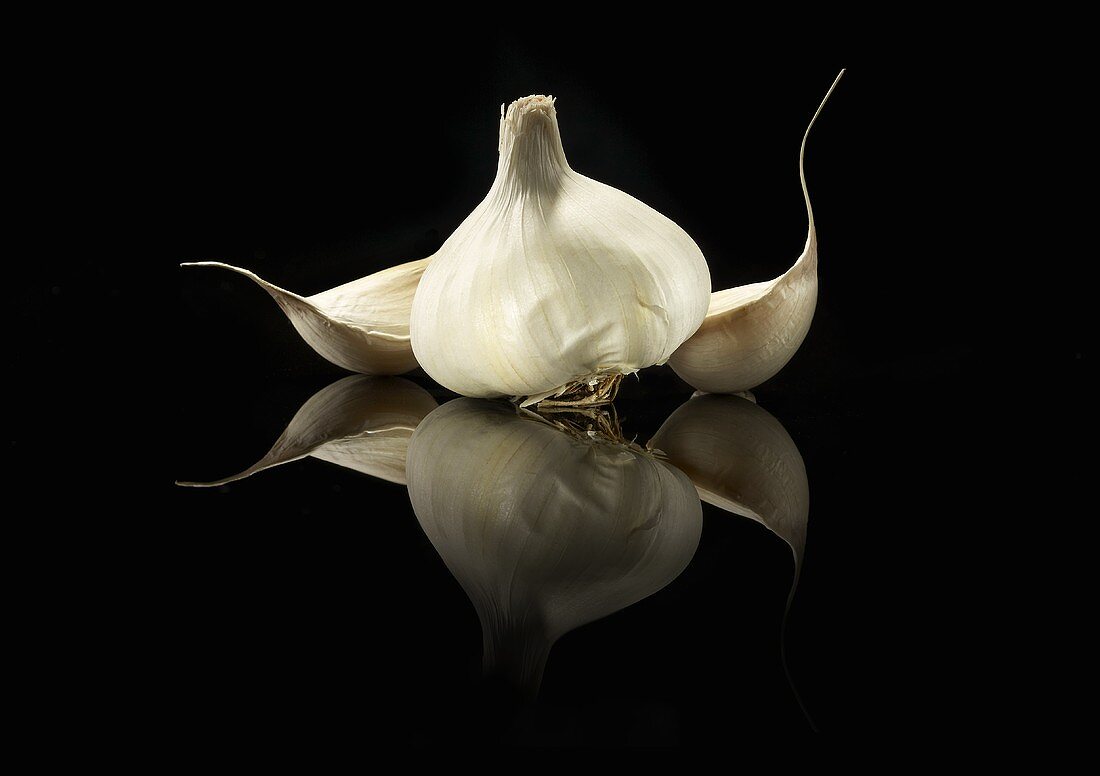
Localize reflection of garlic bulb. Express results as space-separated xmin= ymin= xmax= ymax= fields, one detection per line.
xmin=178 ymin=375 xmax=437 ymax=487
xmin=410 ymin=96 xmax=712 ymax=405
xmin=182 ymin=258 xmax=429 ymax=375
xmin=406 ymin=399 xmax=702 ymax=695
xmin=669 ymin=71 xmax=843 ymax=394
xmin=650 ymin=393 xmax=808 ymax=586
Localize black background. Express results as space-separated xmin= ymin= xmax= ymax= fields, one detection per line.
xmin=16 ymin=21 xmax=1086 ymax=746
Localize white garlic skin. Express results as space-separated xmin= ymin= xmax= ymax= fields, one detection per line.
xmin=183 ymin=258 xmax=429 ymax=375
xmin=668 ymin=70 xmax=843 ymax=394
xmin=410 ymin=96 xmax=711 ymax=400
xmin=667 ymin=241 xmax=818 ymax=394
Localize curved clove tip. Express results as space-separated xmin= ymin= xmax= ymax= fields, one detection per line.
xmin=175 ymin=459 xmax=281 ymax=488
xmin=175 ymin=478 xmax=236 ymax=488
xmin=180 ymin=261 xmax=236 ymax=270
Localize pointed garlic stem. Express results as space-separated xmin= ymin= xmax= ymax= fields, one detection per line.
xmin=494 ymin=94 xmax=570 ymax=197
xmin=800 ymin=69 xmax=845 ymax=235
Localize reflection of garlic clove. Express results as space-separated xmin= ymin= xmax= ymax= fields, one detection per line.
xmin=181 ymin=258 xmax=430 ymax=374
xmin=178 ymin=375 xmax=437 ymax=487
xmin=410 ymin=96 xmax=712 ymax=405
xmin=669 ymin=71 xmax=843 ymax=394
xmin=406 ymin=399 xmax=702 ymax=696
xmin=651 ymin=392 xmax=814 ymax=727
xmin=649 ymin=392 xmax=808 ymax=588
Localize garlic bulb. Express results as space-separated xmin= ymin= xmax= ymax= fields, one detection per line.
xmin=668 ymin=71 xmax=844 ymax=394
xmin=182 ymin=258 xmax=429 ymax=374
xmin=650 ymin=392 xmax=808 ymax=592
xmin=177 ymin=375 xmax=437 ymax=487
xmin=406 ymin=399 xmax=702 ymax=695
xmin=410 ymin=96 xmax=712 ymax=405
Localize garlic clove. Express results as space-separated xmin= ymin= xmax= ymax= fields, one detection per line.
xmin=181 ymin=257 xmax=430 ymax=375
xmin=409 ymin=95 xmax=712 ymax=405
xmin=406 ymin=398 xmax=702 ymax=697
xmin=668 ymin=71 xmax=844 ymax=394
xmin=177 ymin=375 xmax=437 ymax=487
xmin=649 ymin=392 xmax=808 ymax=594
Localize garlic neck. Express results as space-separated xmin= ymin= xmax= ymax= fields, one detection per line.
xmin=493 ymin=94 xmax=569 ymax=200
xmin=480 ymin=607 xmax=553 ymax=699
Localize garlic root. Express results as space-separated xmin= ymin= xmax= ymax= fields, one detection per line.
xmin=668 ymin=70 xmax=844 ymax=394
xmin=181 ymin=257 xmax=430 ymax=375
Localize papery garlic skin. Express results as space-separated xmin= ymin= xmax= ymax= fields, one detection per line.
xmin=410 ymin=96 xmax=711 ymax=403
xmin=177 ymin=375 xmax=437 ymax=487
xmin=406 ymin=398 xmax=702 ymax=695
xmin=668 ymin=71 xmax=843 ymax=394
xmin=668 ymin=247 xmax=818 ymax=394
xmin=182 ymin=258 xmax=429 ymax=375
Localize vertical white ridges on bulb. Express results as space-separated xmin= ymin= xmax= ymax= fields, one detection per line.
xmin=410 ymin=94 xmax=711 ymax=401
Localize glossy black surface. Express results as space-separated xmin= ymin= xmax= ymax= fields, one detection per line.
xmin=161 ymin=57 xmax=990 ymax=742
xmin=167 ymin=349 xmax=980 ymax=745
xmin=25 ymin=32 xmax=1061 ymax=743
